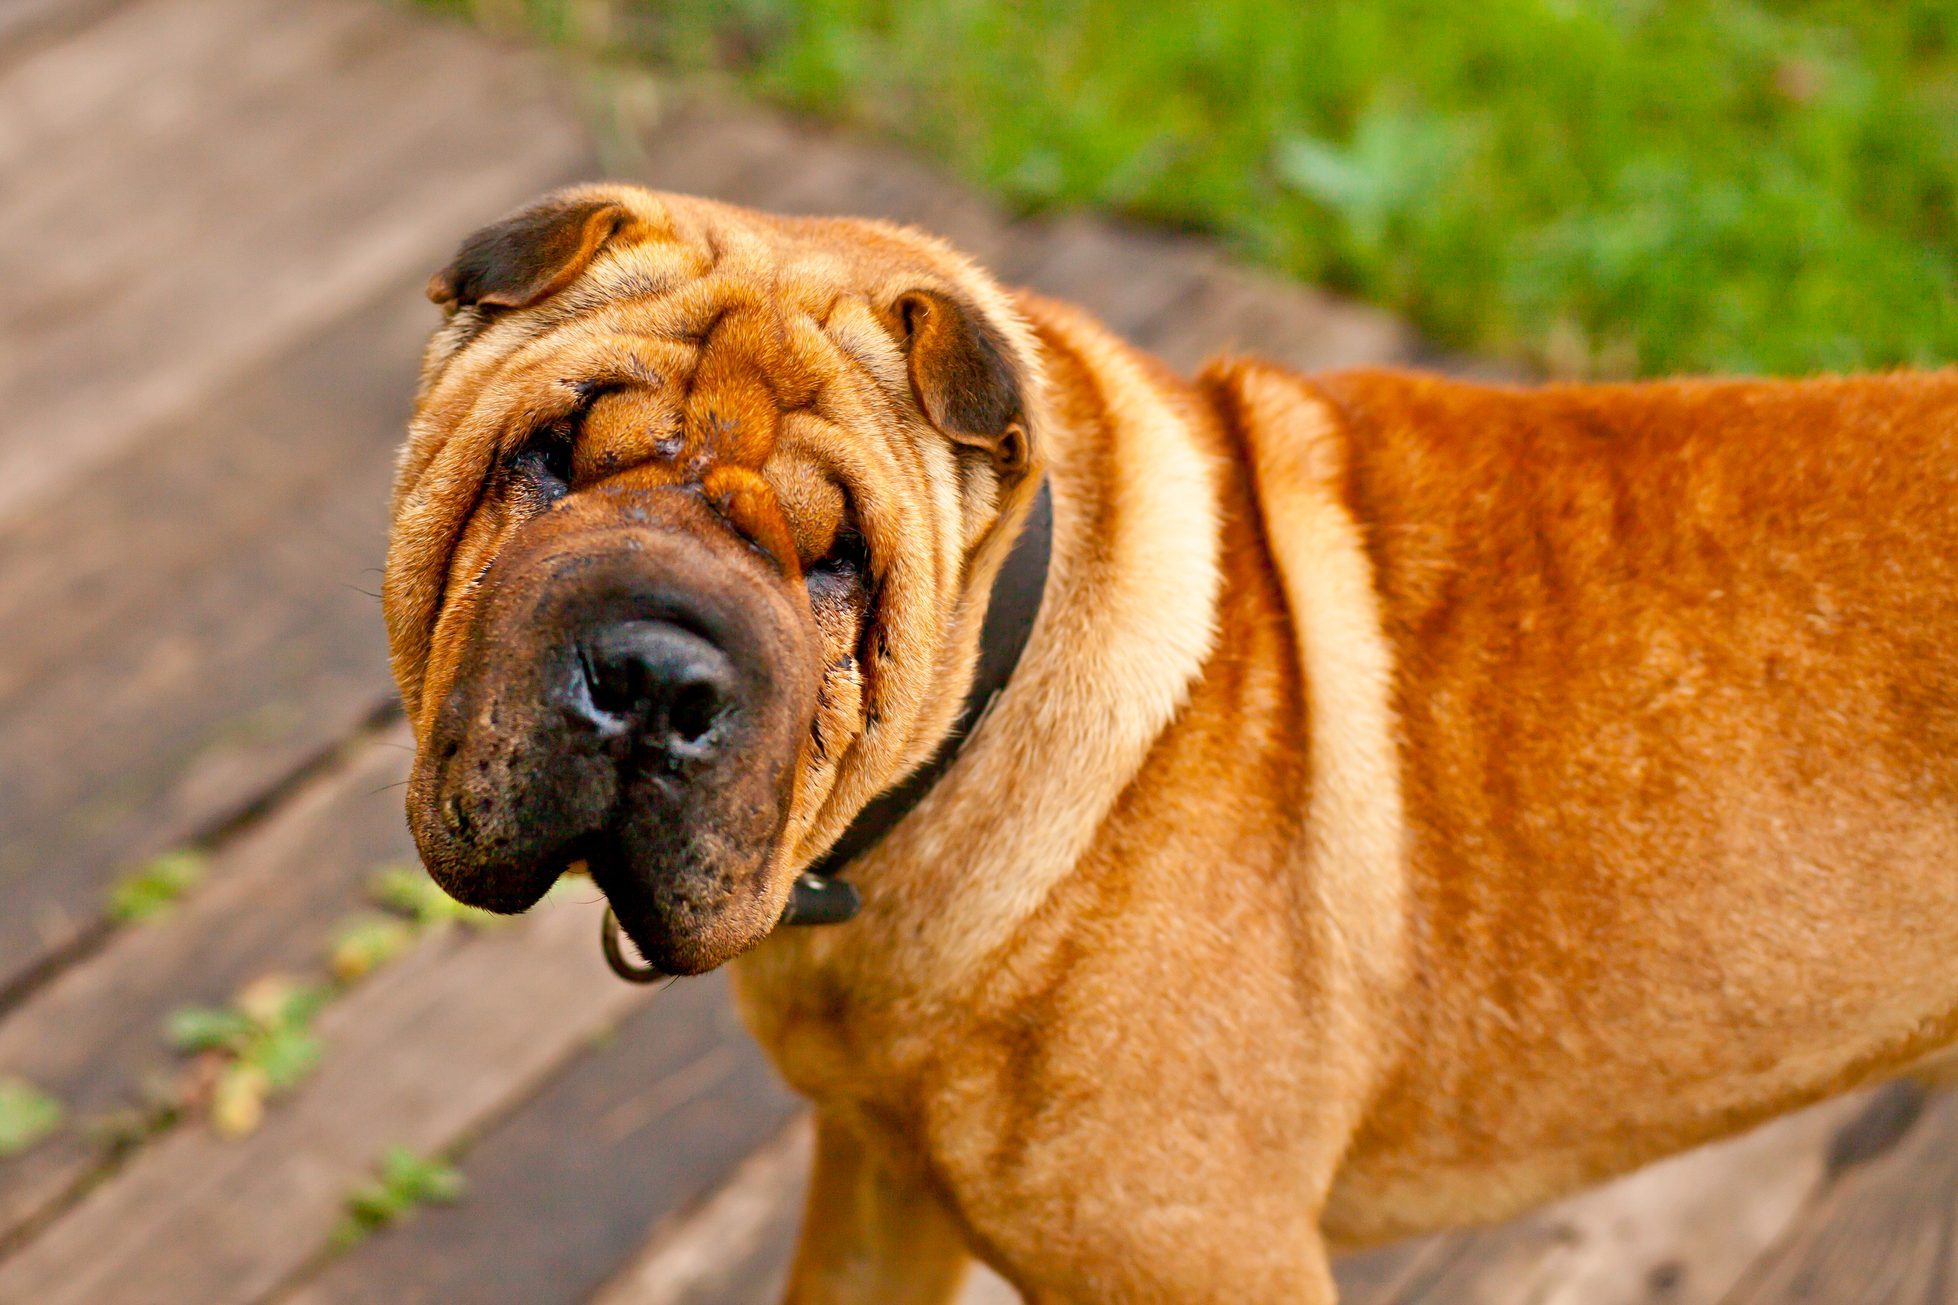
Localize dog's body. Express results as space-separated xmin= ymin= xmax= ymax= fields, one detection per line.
xmin=743 ymin=314 xmax=1958 ymax=1302
xmin=386 ymin=187 xmax=1958 ymax=1303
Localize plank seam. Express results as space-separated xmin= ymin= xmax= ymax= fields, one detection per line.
xmin=256 ymin=986 xmax=663 ymax=1304
xmin=0 ymin=699 xmax=401 ymax=1018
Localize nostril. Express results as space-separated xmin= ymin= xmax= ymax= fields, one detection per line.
xmin=573 ymin=620 xmax=736 ymax=751
xmin=668 ymin=678 xmax=723 ymax=746
xmin=583 ymin=642 xmax=646 ymax=722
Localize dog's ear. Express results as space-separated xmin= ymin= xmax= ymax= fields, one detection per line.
xmin=427 ymin=194 xmax=633 ymax=313
xmin=885 ymin=289 xmax=1031 ymax=475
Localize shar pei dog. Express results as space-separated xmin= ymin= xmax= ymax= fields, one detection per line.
xmin=383 ymin=184 xmax=1958 ymax=1303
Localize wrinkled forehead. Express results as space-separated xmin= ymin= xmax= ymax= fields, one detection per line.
xmin=438 ymin=195 xmax=963 ymax=399
xmin=593 ymin=191 xmax=963 ymax=320
xmin=408 ymin=194 xmax=972 ymax=476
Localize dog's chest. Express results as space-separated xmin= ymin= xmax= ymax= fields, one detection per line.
xmin=730 ymin=936 xmax=952 ymax=1105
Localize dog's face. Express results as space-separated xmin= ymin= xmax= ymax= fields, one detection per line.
xmin=383 ymin=186 xmax=1044 ymax=974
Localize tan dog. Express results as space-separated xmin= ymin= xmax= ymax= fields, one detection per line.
xmin=384 ymin=184 xmax=1958 ymax=1303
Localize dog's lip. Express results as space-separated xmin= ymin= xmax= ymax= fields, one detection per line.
xmin=577 ymin=835 xmax=649 ymax=920
xmin=573 ymin=829 xmax=781 ymax=977
xmin=422 ymin=845 xmax=564 ymax=915
xmin=572 ymin=833 xmax=645 ymax=908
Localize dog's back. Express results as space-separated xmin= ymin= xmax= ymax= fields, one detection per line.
xmin=1294 ymin=369 xmax=1958 ymax=1240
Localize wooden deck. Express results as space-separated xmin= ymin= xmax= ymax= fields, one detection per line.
xmin=1 ymin=1 xmax=1950 ymax=1300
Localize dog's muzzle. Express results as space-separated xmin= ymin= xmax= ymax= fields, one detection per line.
xmin=407 ymin=489 xmax=819 ymax=975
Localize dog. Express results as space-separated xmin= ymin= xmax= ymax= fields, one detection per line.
xmin=384 ymin=184 xmax=1958 ymax=1303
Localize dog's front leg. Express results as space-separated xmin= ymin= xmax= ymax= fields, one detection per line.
xmin=783 ymin=1114 xmax=973 ymax=1305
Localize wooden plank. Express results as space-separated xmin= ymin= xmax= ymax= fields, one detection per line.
xmin=1390 ymin=1089 xmax=1882 ymax=1305
xmin=588 ymin=1119 xmax=812 ymax=1305
xmin=1723 ymin=1084 xmax=1958 ymax=1304
xmin=0 ymin=0 xmax=137 ymax=62
xmin=0 ymin=890 xmax=651 ymax=1305
xmin=1004 ymin=214 xmax=1215 ymax=341
xmin=0 ymin=0 xmax=361 ymax=180
xmin=1143 ymin=262 xmax=1415 ymax=376
xmin=635 ymin=101 xmax=1018 ymax=270
xmin=0 ymin=0 xmax=602 ymax=992
xmin=1332 ymin=1237 xmax=1467 ymax=1304
xmin=0 ymin=727 xmax=415 ymax=1245
xmin=0 ymin=0 xmax=585 ymax=520
xmin=961 ymin=1267 xmax=1025 ymax=1304
xmin=0 ymin=276 xmax=416 ymax=695
xmin=279 ymin=969 xmax=802 ymax=1305
xmin=588 ymin=1117 xmax=1023 ymax=1305
xmin=0 ymin=282 xmax=422 ymax=995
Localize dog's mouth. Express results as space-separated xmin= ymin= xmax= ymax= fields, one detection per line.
xmin=406 ymin=494 xmax=822 ymax=975
xmin=410 ymin=663 xmax=808 ymax=975
xmin=574 ymin=824 xmax=783 ymax=974
xmin=415 ymin=795 xmax=788 ymax=977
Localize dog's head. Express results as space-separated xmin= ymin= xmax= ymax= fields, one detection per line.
xmin=384 ymin=186 xmax=1045 ymax=974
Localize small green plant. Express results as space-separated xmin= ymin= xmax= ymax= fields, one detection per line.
xmin=334 ymin=1145 xmax=465 ymax=1247
xmin=0 ymin=1077 xmax=64 ymax=1157
xmin=320 ymin=865 xmax=506 ymax=984
xmin=368 ymin=865 xmax=502 ymax=929
xmin=325 ymin=912 xmax=418 ymax=983
xmin=107 ymin=850 xmax=208 ymax=922
xmin=166 ymin=975 xmax=331 ymax=1137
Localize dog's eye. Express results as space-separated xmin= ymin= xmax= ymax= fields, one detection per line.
xmin=504 ymin=418 xmax=575 ymax=502
xmin=814 ymin=521 xmax=869 ymax=576
xmin=808 ymin=498 xmax=869 ymax=587
xmin=813 ymin=526 xmax=868 ymax=577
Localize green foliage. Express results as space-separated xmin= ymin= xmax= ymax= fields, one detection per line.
xmin=164 ymin=1005 xmax=258 ymax=1054
xmin=335 ymin=1146 xmax=465 ymax=1246
xmin=431 ymin=0 xmax=1957 ymax=377
xmin=326 ymin=912 xmax=418 ymax=982
xmin=148 ymin=861 xmax=525 ymax=1144
xmin=0 ymin=1077 xmax=64 ymax=1157
xmin=107 ymin=850 xmax=207 ymax=922
xmin=165 ymin=975 xmax=331 ymax=1136
xmin=325 ymin=863 xmax=515 ymax=986
xmin=368 ymin=865 xmax=503 ymax=929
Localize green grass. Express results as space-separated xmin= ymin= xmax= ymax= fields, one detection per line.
xmin=426 ymin=0 xmax=1955 ymax=377
xmin=334 ymin=1146 xmax=465 ymax=1247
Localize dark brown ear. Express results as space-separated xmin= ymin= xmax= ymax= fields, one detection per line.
xmin=885 ymin=290 xmax=1031 ymax=474
xmin=426 ymin=195 xmax=632 ymax=312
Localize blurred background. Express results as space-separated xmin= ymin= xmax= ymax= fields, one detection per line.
xmin=0 ymin=0 xmax=1949 ymax=1302
xmin=444 ymin=0 xmax=1957 ymax=378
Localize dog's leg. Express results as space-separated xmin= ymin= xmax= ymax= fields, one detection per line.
xmin=1299 ymin=1235 xmax=1339 ymax=1305
xmin=783 ymin=1114 xmax=972 ymax=1305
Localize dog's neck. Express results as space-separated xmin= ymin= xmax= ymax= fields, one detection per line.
xmin=738 ymin=295 xmax=1224 ymax=993
xmin=777 ymin=479 xmax=1055 ymax=926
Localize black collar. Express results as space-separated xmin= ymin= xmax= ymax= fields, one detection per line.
xmin=778 ymin=478 xmax=1054 ymax=927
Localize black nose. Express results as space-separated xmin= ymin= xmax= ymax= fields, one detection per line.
xmin=570 ymin=620 xmax=736 ymax=753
